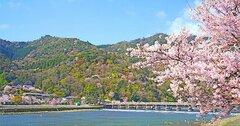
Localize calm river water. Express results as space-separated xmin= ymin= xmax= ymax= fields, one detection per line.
xmin=0 ymin=109 xmax=212 ymax=126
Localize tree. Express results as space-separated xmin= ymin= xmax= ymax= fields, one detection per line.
xmin=11 ymin=96 xmax=22 ymax=105
xmin=0 ymin=95 xmax=11 ymax=104
xmin=49 ymin=98 xmax=58 ymax=105
xmin=129 ymin=0 xmax=240 ymax=119
xmin=0 ymin=73 xmax=8 ymax=86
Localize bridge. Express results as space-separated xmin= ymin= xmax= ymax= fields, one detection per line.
xmin=105 ymin=102 xmax=196 ymax=111
xmin=105 ymin=102 xmax=240 ymax=112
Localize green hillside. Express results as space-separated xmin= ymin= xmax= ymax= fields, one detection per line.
xmin=0 ymin=33 xmax=175 ymax=103
xmin=98 ymin=33 xmax=168 ymax=53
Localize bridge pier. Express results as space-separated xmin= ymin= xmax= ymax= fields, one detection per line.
xmin=165 ymin=105 xmax=172 ymax=111
xmin=188 ymin=106 xmax=193 ymax=111
xmin=176 ymin=105 xmax=181 ymax=111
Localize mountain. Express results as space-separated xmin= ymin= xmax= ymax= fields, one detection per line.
xmin=98 ymin=33 xmax=168 ymax=53
xmin=0 ymin=55 xmax=10 ymax=72
xmin=0 ymin=33 xmax=175 ymax=103
xmin=0 ymin=38 xmax=32 ymax=60
xmin=25 ymin=35 xmax=96 ymax=59
xmin=0 ymin=39 xmax=13 ymax=59
xmin=17 ymin=35 xmax=97 ymax=70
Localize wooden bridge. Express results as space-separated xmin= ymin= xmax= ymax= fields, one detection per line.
xmin=105 ymin=102 xmax=197 ymax=111
xmin=105 ymin=102 xmax=240 ymax=113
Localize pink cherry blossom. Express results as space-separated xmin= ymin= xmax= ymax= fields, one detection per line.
xmin=49 ymin=98 xmax=58 ymax=105
xmin=129 ymin=0 xmax=240 ymax=119
xmin=0 ymin=95 xmax=11 ymax=104
xmin=3 ymin=85 xmax=12 ymax=94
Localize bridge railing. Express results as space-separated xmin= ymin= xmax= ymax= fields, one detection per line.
xmin=106 ymin=102 xmax=190 ymax=106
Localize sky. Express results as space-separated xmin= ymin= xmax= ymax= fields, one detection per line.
xmin=0 ymin=0 xmax=199 ymax=45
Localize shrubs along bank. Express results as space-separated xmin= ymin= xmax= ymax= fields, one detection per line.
xmin=0 ymin=105 xmax=103 ymax=114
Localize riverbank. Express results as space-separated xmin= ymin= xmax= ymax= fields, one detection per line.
xmin=198 ymin=115 xmax=240 ymax=126
xmin=0 ymin=105 xmax=103 ymax=114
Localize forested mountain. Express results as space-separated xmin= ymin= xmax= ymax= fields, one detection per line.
xmin=98 ymin=33 xmax=168 ymax=53
xmin=0 ymin=34 xmax=175 ymax=103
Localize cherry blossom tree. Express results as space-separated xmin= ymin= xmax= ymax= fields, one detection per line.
xmin=49 ymin=98 xmax=58 ymax=105
xmin=22 ymin=96 xmax=41 ymax=104
xmin=22 ymin=96 xmax=32 ymax=104
xmin=109 ymin=91 xmax=115 ymax=98
xmin=129 ymin=0 xmax=240 ymax=118
xmin=3 ymin=85 xmax=12 ymax=94
xmin=0 ymin=95 xmax=11 ymax=104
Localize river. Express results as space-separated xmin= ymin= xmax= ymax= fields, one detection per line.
xmin=0 ymin=109 xmax=213 ymax=126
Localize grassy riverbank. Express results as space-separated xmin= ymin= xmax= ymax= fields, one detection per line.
xmin=0 ymin=105 xmax=103 ymax=114
xmin=198 ymin=115 xmax=240 ymax=126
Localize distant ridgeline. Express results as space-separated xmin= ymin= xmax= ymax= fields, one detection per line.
xmin=0 ymin=33 xmax=175 ymax=104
